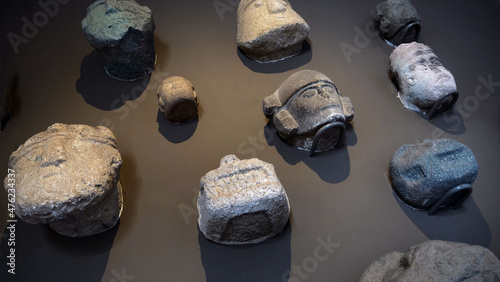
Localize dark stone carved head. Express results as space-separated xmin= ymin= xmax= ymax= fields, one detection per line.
xmin=375 ymin=0 xmax=420 ymax=45
xmin=263 ymin=70 xmax=354 ymax=153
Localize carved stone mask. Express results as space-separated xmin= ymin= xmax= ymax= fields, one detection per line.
xmin=390 ymin=42 xmax=457 ymax=113
xmin=263 ymin=70 xmax=354 ymax=153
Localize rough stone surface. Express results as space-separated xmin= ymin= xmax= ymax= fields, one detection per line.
xmin=375 ymin=0 xmax=420 ymax=42
xmin=198 ymin=155 xmax=290 ymax=245
xmin=360 ymin=240 xmax=500 ymax=281
xmin=82 ymin=0 xmax=156 ymax=81
xmin=263 ymin=70 xmax=354 ymax=152
xmin=237 ymin=0 xmax=310 ymax=63
xmin=390 ymin=139 xmax=478 ymax=210
xmin=158 ymin=76 xmax=199 ymax=123
xmin=390 ymin=42 xmax=457 ymax=114
xmin=3 ymin=123 xmax=123 ymax=237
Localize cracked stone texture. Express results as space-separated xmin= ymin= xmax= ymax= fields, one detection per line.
xmin=390 ymin=139 xmax=478 ymax=210
xmin=82 ymin=0 xmax=156 ymax=81
xmin=375 ymin=0 xmax=420 ymax=39
xmin=360 ymin=240 xmax=500 ymax=281
xmin=158 ymin=76 xmax=199 ymax=124
xmin=4 ymin=123 xmax=123 ymax=237
xmin=237 ymin=0 xmax=310 ymax=63
xmin=390 ymin=42 xmax=457 ymax=114
xmin=263 ymin=70 xmax=354 ymax=152
xmin=198 ymin=155 xmax=290 ymax=245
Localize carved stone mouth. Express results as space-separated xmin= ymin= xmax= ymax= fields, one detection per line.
xmin=437 ymin=75 xmax=450 ymax=83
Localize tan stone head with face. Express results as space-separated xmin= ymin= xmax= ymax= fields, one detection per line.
xmin=237 ymin=0 xmax=310 ymax=62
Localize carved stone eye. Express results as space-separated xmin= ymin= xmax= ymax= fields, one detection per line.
xmin=322 ymin=85 xmax=335 ymax=94
xmin=299 ymin=89 xmax=317 ymax=98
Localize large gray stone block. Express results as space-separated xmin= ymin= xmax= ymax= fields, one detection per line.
xmin=390 ymin=139 xmax=478 ymax=210
xmin=237 ymin=0 xmax=310 ymax=63
xmin=198 ymin=155 xmax=290 ymax=245
xmin=82 ymin=0 xmax=156 ymax=81
xmin=360 ymin=240 xmax=500 ymax=281
xmin=3 ymin=123 xmax=123 ymax=237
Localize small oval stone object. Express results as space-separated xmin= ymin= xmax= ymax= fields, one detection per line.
xmin=158 ymin=76 xmax=199 ymax=123
xmin=82 ymin=0 xmax=156 ymax=81
xmin=389 ymin=138 xmax=478 ymax=211
xmin=237 ymin=0 xmax=310 ymax=63
xmin=360 ymin=240 xmax=500 ymax=281
xmin=198 ymin=155 xmax=290 ymax=245
xmin=3 ymin=123 xmax=123 ymax=237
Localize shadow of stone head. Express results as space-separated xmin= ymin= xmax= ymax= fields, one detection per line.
xmin=0 ymin=219 xmax=118 ymax=281
xmin=76 ymin=51 xmax=151 ymax=110
xmin=156 ymin=109 xmax=198 ymax=143
xmin=427 ymin=111 xmax=466 ymax=135
xmin=199 ymin=222 xmax=291 ymax=282
xmin=237 ymin=40 xmax=312 ymax=74
xmin=392 ymin=190 xmax=491 ymax=247
xmin=264 ymin=123 xmax=357 ymax=184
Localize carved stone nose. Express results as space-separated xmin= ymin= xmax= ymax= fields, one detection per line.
xmin=267 ymin=1 xmax=287 ymax=13
xmin=430 ymin=66 xmax=441 ymax=74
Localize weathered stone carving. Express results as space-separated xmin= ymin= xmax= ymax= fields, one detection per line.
xmin=237 ymin=0 xmax=310 ymax=63
xmin=3 ymin=123 xmax=123 ymax=237
xmin=82 ymin=0 xmax=156 ymax=81
xmin=360 ymin=240 xmax=500 ymax=281
xmin=375 ymin=0 xmax=421 ymax=46
xmin=158 ymin=76 xmax=199 ymax=124
xmin=390 ymin=42 xmax=458 ymax=117
xmin=263 ymin=70 xmax=354 ymax=155
xmin=390 ymin=139 xmax=478 ymax=212
xmin=198 ymin=155 xmax=290 ymax=245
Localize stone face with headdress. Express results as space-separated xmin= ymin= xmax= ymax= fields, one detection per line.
xmin=263 ymin=70 xmax=354 ymax=153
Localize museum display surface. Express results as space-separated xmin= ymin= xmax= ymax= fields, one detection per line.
xmin=157 ymin=76 xmax=199 ymax=123
xmin=375 ymin=0 xmax=421 ymax=46
xmin=82 ymin=0 xmax=156 ymax=81
xmin=3 ymin=123 xmax=123 ymax=237
xmin=390 ymin=42 xmax=458 ymax=119
xmin=197 ymin=155 xmax=290 ymax=245
xmin=236 ymin=0 xmax=310 ymax=62
xmin=1 ymin=0 xmax=500 ymax=281
xmin=263 ymin=70 xmax=354 ymax=156
xmin=360 ymin=240 xmax=500 ymax=281
xmin=390 ymin=138 xmax=478 ymax=215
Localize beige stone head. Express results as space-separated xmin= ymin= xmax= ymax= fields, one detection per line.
xmin=237 ymin=0 xmax=310 ymax=62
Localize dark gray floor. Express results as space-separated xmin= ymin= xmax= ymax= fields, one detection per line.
xmin=1 ymin=0 xmax=499 ymax=281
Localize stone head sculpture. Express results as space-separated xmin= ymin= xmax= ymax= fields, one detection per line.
xmin=4 ymin=123 xmax=123 ymax=237
xmin=375 ymin=0 xmax=421 ymax=45
xmin=263 ymin=70 xmax=354 ymax=155
xmin=390 ymin=42 xmax=458 ymax=117
xmin=390 ymin=139 xmax=477 ymax=215
xmin=158 ymin=76 xmax=199 ymax=124
xmin=237 ymin=0 xmax=310 ymax=63
xmin=82 ymin=0 xmax=156 ymax=81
